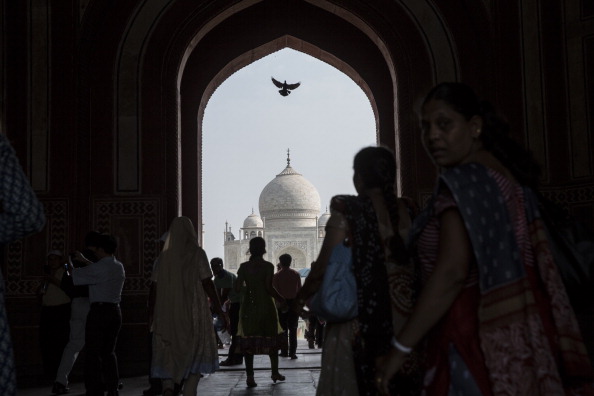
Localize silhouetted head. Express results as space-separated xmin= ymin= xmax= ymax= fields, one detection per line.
xmin=210 ymin=257 xmax=224 ymax=276
xmin=84 ymin=231 xmax=102 ymax=248
xmin=248 ymin=237 xmax=266 ymax=259
xmin=353 ymin=146 xmax=396 ymax=194
xmin=279 ymin=253 xmax=292 ymax=268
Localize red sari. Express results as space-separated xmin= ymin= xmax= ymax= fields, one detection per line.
xmin=415 ymin=163 xmax=593 ymax=395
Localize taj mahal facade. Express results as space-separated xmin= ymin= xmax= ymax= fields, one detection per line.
xmin=223 ymin=157 xmax=330 ymax=272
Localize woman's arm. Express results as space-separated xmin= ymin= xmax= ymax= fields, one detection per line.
xmin=202 ymin=277 xmax=228 ymax=328
xmin=234 ymin=267 xmax=243 ymax=294
xmin=376 ymin=207 xmax=472 ymax=394
xmin=265 ymin=266 xmax=286 ymax=301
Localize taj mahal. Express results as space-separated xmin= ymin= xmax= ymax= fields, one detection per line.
xmin=223 ymin=153 xmax=330 ymax=272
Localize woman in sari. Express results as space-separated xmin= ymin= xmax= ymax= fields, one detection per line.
xmin=151 ymin=216 xmax=227 ymax=396
xmin=295 ymin=146 xmax=422 ymax=395
xmin=376 ymin=82 xmax=593 ymax=395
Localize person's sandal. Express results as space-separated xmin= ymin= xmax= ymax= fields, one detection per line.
xmin=246 ymin=376 xmax=257 ymax=387
xmin=271 ymin=373 xmax=285 ymax=383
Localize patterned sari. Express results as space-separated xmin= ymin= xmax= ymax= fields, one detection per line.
xmin=411 ymin=163 xmax=593 ymax=395
xmin=331 ymin=195 xmax=422 ymax=396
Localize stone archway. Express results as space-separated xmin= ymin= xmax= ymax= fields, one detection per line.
xmin=9 ymin=0 xmax=500 ymax=379
xmin=104 ymin=0 xmax=477 ymax=231
xmin=172 ymin=0 xmax=459 ymax=232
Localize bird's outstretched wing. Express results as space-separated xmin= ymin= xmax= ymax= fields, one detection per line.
xmin=286 ymin=82 xmax=301 ymax=90
xmin=271 ymin=77 xmax=284 ymax=88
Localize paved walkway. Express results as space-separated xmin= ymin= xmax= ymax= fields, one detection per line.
xmin=18 ymin=340 xmax=322 ymax=396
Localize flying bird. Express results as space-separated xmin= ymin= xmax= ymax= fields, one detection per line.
xmin=271 ymin=77 xmax=300 ymax=96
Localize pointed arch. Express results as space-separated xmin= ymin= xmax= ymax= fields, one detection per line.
xmin=100 ymin=0 xmax=481 ymax=233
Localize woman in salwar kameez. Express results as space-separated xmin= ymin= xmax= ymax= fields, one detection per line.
xmin=235 ymin=236 xmax=287 ymax=388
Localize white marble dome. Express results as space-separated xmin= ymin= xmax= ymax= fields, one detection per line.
xmin=243 ymin=212 xmax=263 ymax=228
xmin=318 ymin=210 xmax=331 ymax=227
xmin=259 ymin=164 xmax=321 ymax=226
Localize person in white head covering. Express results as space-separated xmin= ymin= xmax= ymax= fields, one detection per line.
xmin=151 ymin=217 xmax=227 ymax=396
xmin=143 ymin=231 xmax=168 ymax=396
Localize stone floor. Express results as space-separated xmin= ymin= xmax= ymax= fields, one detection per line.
xmin=18 ymin=340 xmax=322 ymax=396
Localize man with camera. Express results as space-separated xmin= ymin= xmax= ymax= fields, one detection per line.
xmin=70 ymin=233 xmax=125 ymax=396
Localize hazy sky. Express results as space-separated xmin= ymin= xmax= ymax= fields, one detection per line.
xmin=202 ymin=48 xmax=376 ymax=260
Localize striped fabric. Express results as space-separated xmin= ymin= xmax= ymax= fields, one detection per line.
xmin=0 ymin=133 xmax=46 ymax=396
xmin=0 ymin=133 xmax=45 ymax=244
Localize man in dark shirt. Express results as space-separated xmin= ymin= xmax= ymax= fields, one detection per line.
xmin=210 ymin=258 xmax=242 ymax=366
xmin=272 ymin=254 xmax=302 ymax=359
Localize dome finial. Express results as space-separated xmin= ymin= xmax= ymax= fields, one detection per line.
xmin=287 ymin=148 xmax=291 ymax=166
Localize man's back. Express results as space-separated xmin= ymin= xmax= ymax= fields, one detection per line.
xmin=73 ymin=256 xmax=125 ymax=303
xmin=273 ymin=268 xmax=301 ymax=299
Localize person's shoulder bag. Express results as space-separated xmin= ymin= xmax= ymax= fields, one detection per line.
xmin=307 ymin=241 xmax=357 ymax=323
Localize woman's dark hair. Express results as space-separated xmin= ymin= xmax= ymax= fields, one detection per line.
xmin=353 ymin=146 xmax=408 ymax=264
xmin=423 ymin=82 xmax=541 ymax=188
xmin=248 ymin=236 xmax=266 ymax=259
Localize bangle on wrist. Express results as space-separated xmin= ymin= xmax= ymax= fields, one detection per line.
xmin=391 ymin=336 xmax=413 ymax=354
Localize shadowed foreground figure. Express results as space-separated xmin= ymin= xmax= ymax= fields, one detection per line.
xmin=294 ymin=146 xmax=422 ymax=396
xmin=271 ymin=77 xmax=300 ymax=96
xmin=376 ymin=82 xmax=594 ymax=396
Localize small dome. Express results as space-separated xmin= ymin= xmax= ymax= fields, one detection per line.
xmin=243 ymin=212 xmax=263 ymax=228
xmin=318 ymin=209 xmax=331 ymax=227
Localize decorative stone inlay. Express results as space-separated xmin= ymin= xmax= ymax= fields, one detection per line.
xmin=273 ymin=240 xmax=308 ymax=252
xmin=4 ymin=199 xmax=68 ymax=295
xmin=94 ymin=198 xmax=161 ymax=293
